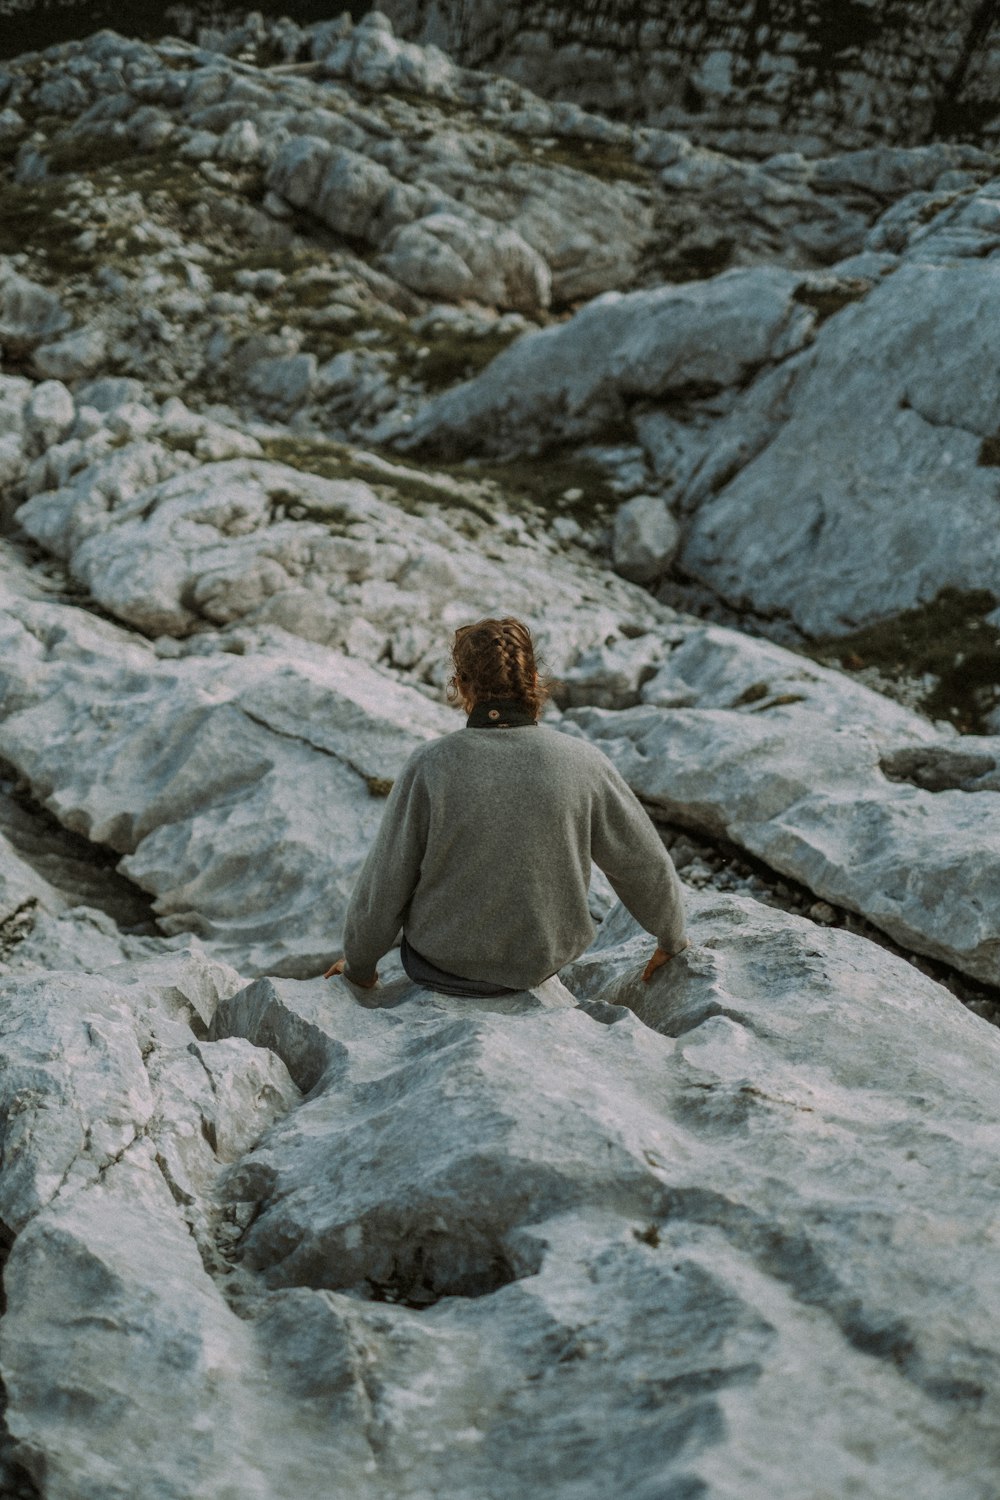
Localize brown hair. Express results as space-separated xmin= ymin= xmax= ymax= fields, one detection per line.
xmin=448 ymin=617 xmax=550 ymax=719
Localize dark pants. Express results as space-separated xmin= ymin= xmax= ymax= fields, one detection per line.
xmin=400 ymin=935 xmax=521 ymax=998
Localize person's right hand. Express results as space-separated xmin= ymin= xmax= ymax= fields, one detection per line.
xmin=642 ymin=938 xmax=690 ymax=983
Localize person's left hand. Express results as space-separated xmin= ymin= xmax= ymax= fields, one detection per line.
xmin=323 ymin=957 xmax=377 ymax=988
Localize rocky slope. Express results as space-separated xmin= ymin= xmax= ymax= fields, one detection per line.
xmin=1 ymin=11 xmax=1000 ymax=1499
xmin=379 ymin=0 xmax=1000 ymax=157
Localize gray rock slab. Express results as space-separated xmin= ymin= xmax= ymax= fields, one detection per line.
xmin=563 ymin=701 xmax=1000 ymax=985
xmin=6 ymin=898 xmax=1000 ymax=1496
xmin=15 ymin=455 xmax=674 ymax=680
xmin=0 ymin=572 xmax=455 ymax=976
xmin=0 ymin=952 xmax=370 ymax=1500
xmin=636 ymin=620 xmax=944 ymax=738
xmin=401 ymin=266 xmax=815 ymax=459
xmin=680 ymin=260 xmax=1000 ymax=635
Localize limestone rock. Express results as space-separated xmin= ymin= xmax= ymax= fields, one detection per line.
xmin=0 ymin=952 xmax=349 ymax=1500
xmin=24 ymin=380 xmax=74 ymax=451
xmin=7 ymin=896 xmax=1000 ymax=1496
xmin=679 ymin=260 xmax=1000 ymax=635
xmin=244 ymin=352 xmax=318 ymax=415
xmin=266 ymin=136 xmax=399 ymax=241
xmin=563 ymin=700 xmax=1000 ymax=986
xmin=401 ymin=267 xmax=815 ymax=459
xmin=320 ymin=10 xmax=459 ymax=99
xmin=636 ymin=620 xmax=944 ymax=738
xmin=381 ymin=210 xmax=552 ymax=315
xmin=611 ymin=493 xmax=679 ymax=583
xmin=375 ymin=0 xmax=1000 ymax=158
xmin=15 ymin=455 xmax=673 ymax=678
xmin=0 ymin=572 xmax=457 ymax=976
xmin=0 ymin=269 xmax=69 ymax=349
xmin=31 ymin=324 xmax=107 ymax=382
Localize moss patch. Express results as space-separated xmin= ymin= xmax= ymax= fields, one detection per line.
xmin=390 ymin=323 xmax=524 ymax=392
xmin=528 ymin=135 xmax=652 ymax=187
xmin=793 ymin=277 xmax=871 ymax=322
xmin=0 ymin=141 xmax=216 ymax=278
xmin=0 ymin=175 xmax=93 ymax=273
xmin=211 ymin=244 xmax=329 ymax=294
xmin=257 ymin=432 xmax=619 ymax=531
xmin=810 ymin=587 xmax=1000 ymax=733
xmin=47 ymin=129 xmax=137 ymax=175
xmin=468 ymin=450 xmax=619 ymax=526
xmin=258 ymin=434 xmax=494 ymax=521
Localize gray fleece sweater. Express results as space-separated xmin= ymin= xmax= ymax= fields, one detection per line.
xmin=342 ymin=722 xmax=687 ymax=989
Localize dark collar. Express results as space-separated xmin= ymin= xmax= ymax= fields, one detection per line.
xmin=466 ymin=698 xmax=538 ymax=729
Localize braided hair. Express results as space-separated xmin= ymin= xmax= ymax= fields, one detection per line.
xmin=448 ymin=617 xmax=550 ymax=720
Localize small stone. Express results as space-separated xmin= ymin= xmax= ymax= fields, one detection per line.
xmin=25 ymin=381 xmax=74 ymax=452
xmin=611 ymin=494 xmax=680 ymax=584
xmin=32 ymin=325 xmax=107 ymax=381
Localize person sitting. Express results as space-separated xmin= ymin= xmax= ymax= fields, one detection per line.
xmin=325 ymin=616 xmax=689 ymax=997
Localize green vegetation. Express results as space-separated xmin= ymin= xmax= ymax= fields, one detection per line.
xmin=0 ymin=139 xmax=211 ymax=279
xmin=469 ymin=452 xmax=618 ymax=525
xmin=47 ymin=129 xmax=137 ymax=175
xmin=793 ymin=277 xmax=870 ymax=322
xmin=0 ymin=174 xmax=92 ymax=274
xmin=257 ymin=432 xmax=619 ymax=533
xmin=732 ymin=681 xmax=770 ymax=705
xmin=632 ymin=1224 xmax=661 ymax=1248
xmin=810 ymin=587 xmax=1000 ymax=734
xmin=390 ymin=322 xmax=523 ymax=392
xmin=529 ymin=135 xmax=652 ymax=187
xmin=210 ymin=244 xmax=330 ymax=295
xmin=258 ymin=434 xmax=494 ymax=522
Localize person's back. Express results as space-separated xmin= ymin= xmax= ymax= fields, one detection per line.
xmin=327 ymin=616 xmax=689 ymax=997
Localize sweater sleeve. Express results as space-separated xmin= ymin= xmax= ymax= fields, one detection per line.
xmin=342 ymin=751 xmax=429 ymax=981
xmin=590 ymin=758 xmax=687 ymax=954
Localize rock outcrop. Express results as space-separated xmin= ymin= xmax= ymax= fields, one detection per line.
xmin=1 ymin=12 xmax=1000 ymax=1497
xmin=5 ymin=899 xmax=1000 ymax=1498
xmin=378 ymin=0 xmax=1000 ymax=155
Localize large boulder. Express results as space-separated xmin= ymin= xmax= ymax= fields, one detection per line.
xmin=401 ymin=266 xmax=815 ymax=458
xmin=0 ymin=573 xmax=455 ymax=977
xmin=611 ymin=493 xmax=680 ymax=583
xmin=679 ymin=259 xmax=1000 ymax=635
xmin=562 ymin=698 xmax=1000 ymax=986
xmin=381 ymin=210 xmax=552 ymax=314
xmin=5 ymin=896 xmax=1000 ymax=1496
xmin=0 ymin=268 xmax=70 ymax=351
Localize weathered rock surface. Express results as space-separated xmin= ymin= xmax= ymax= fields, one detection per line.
xmin=4 ymin=518 xmax=988 ymax=990
xmin=2 ymin=14 xmax=1000 ymax=1498
xmin=378 ymin=0 xmax=1000 ymax=155
xmin=5 ymin=897 xmax=1000 ymax=1497
xmin=15 ymin=451 xmax=672 ymax=679
xmin=401 ymin=266 xmax=815 ymax=458
xmin=0 ymin=950 xmax=339 ymax=1500
xmin=680 ymin=256 xmax=1000 ymax=635
xmin=563 ymin=700 xmax=1000 ymax=986
xmin=611 ymin=492 xmax=679 ymax=583
xmin=0 ymin=567 xmax=456 ymax=976
xmin=402 ymin=179 xmax=1000 ymax=641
